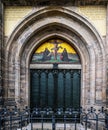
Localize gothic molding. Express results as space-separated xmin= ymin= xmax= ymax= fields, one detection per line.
xmin=5 ymin=7 xmax=106 ymax=107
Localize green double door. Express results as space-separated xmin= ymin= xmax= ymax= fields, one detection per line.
xmin=30 ymin=69 xmax=81 ymax=109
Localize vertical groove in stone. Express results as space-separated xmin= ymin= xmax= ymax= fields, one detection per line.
xmin=0 ymin=1 xmax=3 ymax=107
xmin=106 ymin=3 xmax=108 ymax=107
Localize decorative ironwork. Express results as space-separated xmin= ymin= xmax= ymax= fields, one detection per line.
xmin=0 ymin=106 xmax=107 ymax=130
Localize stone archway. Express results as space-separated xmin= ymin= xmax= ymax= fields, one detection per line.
xmin=5 ymin=7 xmax=106 ymax=108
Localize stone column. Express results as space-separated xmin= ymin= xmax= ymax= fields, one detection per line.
xmin=106 ymin=3 xmax=108 ymax=107
xmin=0 ymin=0 xmax=3 ymax=107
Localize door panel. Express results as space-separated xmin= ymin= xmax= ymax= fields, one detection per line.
xmin=57 ymin=72 xmax=64 ymax=107
xmin=65 ymin=72 xmax=71 ymax=107
xmin=30 ymin=69 xmax=81 ymax=109
xmin=48 ymin=72 xmax=54 ymax=107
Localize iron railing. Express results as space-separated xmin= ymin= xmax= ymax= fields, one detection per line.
xmin=0 ymin=106 xmax=107 ymax=130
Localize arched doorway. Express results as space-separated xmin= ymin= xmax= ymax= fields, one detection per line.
xmin=5 ymin=7 xmax=106 ymax=109
xmin=30 ymin=39 xmax=81 ymax=109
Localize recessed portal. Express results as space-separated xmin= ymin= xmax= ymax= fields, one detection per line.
xmin=30 ymin=39 xmax=81 ymax=110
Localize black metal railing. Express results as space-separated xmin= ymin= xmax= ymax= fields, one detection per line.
xmin=0 ymin=106 xmax=108 ymax=130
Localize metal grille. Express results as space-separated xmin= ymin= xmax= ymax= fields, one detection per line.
xmin=0 ymin=106 xmax=107 ymax=130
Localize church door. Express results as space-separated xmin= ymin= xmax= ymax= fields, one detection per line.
xmin=30 ymin=69 xmax=81 ymax=109
xmin=30 ymin=39 xmax=81 ymax=110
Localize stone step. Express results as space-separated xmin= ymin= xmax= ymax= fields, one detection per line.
xmin=17 ymin=123 xmax=91 ymax=130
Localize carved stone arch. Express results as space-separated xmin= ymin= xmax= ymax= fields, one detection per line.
xmin=5 ymin=7 xmax=106 ymax=108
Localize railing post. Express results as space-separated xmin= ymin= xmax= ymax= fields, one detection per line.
xmin=10 ymin=112 xmax=12 ymax=130
xmin=20 ymin=114 xmax=23 ymax=130
xmin=30 ymin=114 xmax=33 ymax=130
xmin=0 ymin=113 xmax=1 ymax=130
xmin=41 ymin=113 xmax=44 ymax=130
xmin=85 ymin=115 xmax=88 ymax=130
xmin=74 ymin=114 xmax=77 ymax=130
xmin=52 ymin=115 xmax=55 ymax=130
xmin=105 ymin=113 xmax=108 ymax=130
xmin=64 ymin=114 xmax=66 ymax=130
xmin=96 ymin=114 xmax=98 ymax=130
